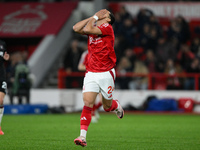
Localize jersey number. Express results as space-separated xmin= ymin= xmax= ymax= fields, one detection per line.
xmin=2 ymin=82 xmax=7 ymax=89
xmin=108 ymin=86 xmax=114 ymax=94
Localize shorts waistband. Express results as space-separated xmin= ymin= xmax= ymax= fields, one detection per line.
xmin=86 ymin=68 xmax=115 ymax=74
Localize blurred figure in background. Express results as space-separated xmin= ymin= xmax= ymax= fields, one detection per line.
xmin=137 ymin=8 xmax=154 ymax=33
xmin=5 ymin=51 xmax=33 ymax=105
xmin=116 ymin=56 xmax=132 ymax=89
xmin=129 ymin=60 xmax=148 ymax=90
xmin=7 ymin=51 xmax=33 ymax=104
xmin=167 ymin=18 xmax=182 ymax=45
xmin=144 ymin=50 xmax=157 ymax=73
xmin=155 ymin=37 xmax=177 ymax=65
xmin=138 ymin=23 xmax=151 ymax=50
xmin=63 ymin=39 xmax=83 ymax=88
xmin=177 ymin=44 xmax=195 ymax=70
xmin=184 ymin=58 xmax=200 ymax=90
xmin=113 ymin=12 xmax=123 ymax=36
xmin=121 ymin=17 xmax=137 ymax=48
xmin=0 ymin=40 xmax=10 ymax=135
xmin=191 ymin=37 xmax=200 ymax=59
xmin=164 ymin=58 xmax=183 ymax=90
xmin=176 ymin=15 xmax=190 ymax=43
xmin=10 ymin=62 xmax=32 ymax=104
xmin=118 ymin=5 xmax=131 ymax=23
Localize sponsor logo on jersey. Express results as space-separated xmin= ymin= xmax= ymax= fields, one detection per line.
xmin=89 ymin=36 xmax=102 ymax=45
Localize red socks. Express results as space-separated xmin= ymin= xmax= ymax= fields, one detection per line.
xmin=80 ymin=100 xmax=117 ymax=131
xmin=92 ymin=102 xmax=102 ymax=116
xmin=104 ymin=100 xmax=118 ymax=112
xmin=95 ymin=102 xmax=102 ymax=110
xmin=80 ymin=106 xmax=92 ymax=131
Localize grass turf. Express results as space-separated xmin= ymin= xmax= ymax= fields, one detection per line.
xmin=0 ymin=113 xmax=200 ymax=150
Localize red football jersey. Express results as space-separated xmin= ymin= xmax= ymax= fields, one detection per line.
xmin=86 ymin=23 xmax=116 ymax=72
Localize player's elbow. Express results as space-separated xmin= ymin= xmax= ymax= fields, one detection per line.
xmin=73 ymin=25 xmax=79 ymax=33
xmin=83 ymin=27 xmax=90 ymax=34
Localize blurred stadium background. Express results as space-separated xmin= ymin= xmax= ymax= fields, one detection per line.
xmin=1 ymin=0 xmax=200 ymax=114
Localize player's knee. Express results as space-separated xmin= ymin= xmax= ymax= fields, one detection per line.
xmin=83 ymin=98 xmax=94 ymax=108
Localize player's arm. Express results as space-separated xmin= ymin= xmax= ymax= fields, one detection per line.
xmin=83 ymin=17 xmax=102 ymax=35
xmin=73 ymin=17 xmax=93 ymax=34
xmin=83 ymin=9 xmax=109 ymax=35
xmin=78 ymin=63 xmax=86 ymax=71
xmin=78 ymin=51 xmax=87 ymax=71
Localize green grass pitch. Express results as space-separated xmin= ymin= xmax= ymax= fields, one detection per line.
xmin=0 ymin=113 xmax=200 ymax=150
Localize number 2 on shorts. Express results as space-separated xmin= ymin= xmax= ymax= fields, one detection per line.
xmin=107 ymin=86 xmax=114 ymax=94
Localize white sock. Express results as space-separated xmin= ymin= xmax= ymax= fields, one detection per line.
xmin=0 ymin=107 xmax=4 ymax=126
xmin=80 ymin=129 xmax=87 ymax=138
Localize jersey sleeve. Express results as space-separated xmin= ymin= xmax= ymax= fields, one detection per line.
xmin=97 ymin=23 xmax=112 ymax=36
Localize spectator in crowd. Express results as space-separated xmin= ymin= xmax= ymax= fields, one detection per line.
xmin=116 ymin=56 xmax=132 ymax=89
xmin=137 ymin=8 xmax=154 ymax=33
xmin=155 ymin=37 xmax=177 ymax=64
xmin=138 ymin=23 xmax=151 ymax=50
xmin=144 ymin=50 xmax=157 ymax=73
xmin=167 ymin=16 xmax=190 ymax=44
xmin=155 ymin=37 xmax=179 ymax=73
xmin=149 ymin=15 xmax=163 ymax=38
xmin=6 ymin=51 xmax=32 ymax=104
xmin=147 ymin=27 xmax=159 ymax=50
xmin=167 ymin=18 xmax=182 ymax=45
xmin=129 ymin=60 xmax=148 ymax=90
xmin=21 ymin=50 xmax=29 ymax=64
xmin=176 ymin=15 xmax=190 ymax=43
xmin=10 ymin=61 xmax=32 ymax=104
xmin=118 ymin=5 xmax=132 ymax=23
xmin=120 ymin=17 xmax=137 ymax=48
xmin=164 ymin=58 xmax=183 ymax=90
xmin=184 ymin=58 xmax=200 ymax=90
xmin=63 ymin=39 xmax=83 ymax=88
xmin=114 ymin=36 xmax=125 ymax=65
xmin=6 ymin=52 xmax=24 ymax=92
xmin=190 ymin=37 xmax=200 ymax=58
xmin=124 ymin=47 xmax=136 ymax=68
xmin=177 ymin=44 xmax=195 ymax=70
xmin=113 ymin=12 xmax=123 ymax=36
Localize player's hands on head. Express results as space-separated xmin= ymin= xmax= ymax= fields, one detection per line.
xmin=95 ymin=9 xmax=109 ymax=20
